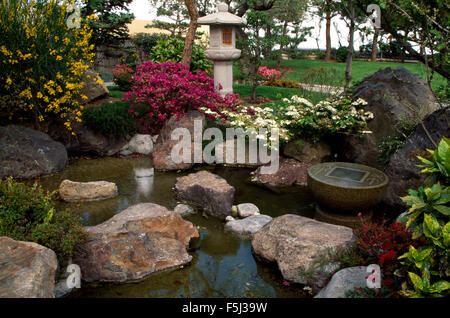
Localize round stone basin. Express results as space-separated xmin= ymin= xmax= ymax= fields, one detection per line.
xmin=307 ymin=162 xmax=389 ymax=213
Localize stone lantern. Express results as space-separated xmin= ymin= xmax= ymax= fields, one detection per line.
xmin=198 ymin=3 xmax=246 ymax=96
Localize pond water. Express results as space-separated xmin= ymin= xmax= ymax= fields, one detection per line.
xmin=37 ymin=157 xmax=316 ymax=298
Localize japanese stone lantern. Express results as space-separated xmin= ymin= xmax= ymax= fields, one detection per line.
xmin=198 ymin=3 xmax=246 ymax=96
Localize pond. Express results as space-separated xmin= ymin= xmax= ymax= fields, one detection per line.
xmin=37 ymin=157 xmax=316 ymax=298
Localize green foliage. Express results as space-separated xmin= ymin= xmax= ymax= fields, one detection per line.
xmin=82 ymin=101 xmax=136 ymax=137
xmin=0 ymin=177 xmax=86 ymax=263
xmin=417 ymin=137 xmax=450 ymax=185
xmin=336 ymin=46 xmax=349 ymax=63
xmin=400 ymin=138 xmax=450 ymax=298
xmin=132 ymin=33 xmax=169 ymax=57
xmin=150 ymin=37 xmax=212 ymax=74
xmin=82 ymin=0 xmax=135 ymax=48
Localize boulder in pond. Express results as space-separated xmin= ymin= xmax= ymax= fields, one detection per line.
xmin=251 ymin=158 xmax=310 ymax=191
xmin=122 ymin=134 xmax=154 ymax=155
xmin=73 ymin=203 xmax=199 ymax=283
xmin=59 ymin=180 xmax=118 ymax=202
xmin=225 ymin=214 xmax=273 ymax=238
xmin=48 ymin=121 xmax=126 ymax=157
xmin=252 ymin=215 xmax=355 ymax=291
xmin=315 ymin=266 xmax=368 ymax=298
xmin=0 ymin=125 xmax=67 ymax=179
xmin=384 ymin=107 xmax=450 ymax=208
xmin=0 ymin=237 xmax=58 ymax=298
xmin=174 ymin=204 xmax=195 ymax=217
xmin=341 ymin=67 xmax=439 ymax=168
xmin=237 ymin=203 xmax=260 ymax=218
xmin=153 ymin=111 xmax=205 ymax=171
xmin=174 ymin=170 xmax=235 ymax=219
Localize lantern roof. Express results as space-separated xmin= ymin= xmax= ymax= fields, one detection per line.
xmin=198 ymin=3 xmax=246 ymax=26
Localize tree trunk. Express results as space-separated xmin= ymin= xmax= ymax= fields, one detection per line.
xmin=251 ymin=84 xmax=257 ymax=101
xmin=345 ymin=2 xmax=355 ymax=89
xmin=182 ymin=0 xmax=199 ymax=67
xmin=265 ymin=24 xmax=272 ymax=58
xmin=371 ymin=28 xmax=379 ymax=62
xmin=324 ymin=8 xmax=332 ymax=62
xmin=277 ymin=21 xmax=288 ymax=67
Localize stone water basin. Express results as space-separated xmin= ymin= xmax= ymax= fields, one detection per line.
xmin=307 ymin=162 xmax=389 ymax=213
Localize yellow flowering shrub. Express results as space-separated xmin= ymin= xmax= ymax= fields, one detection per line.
xmin=0 ymin=0 xmax=96 ymax=131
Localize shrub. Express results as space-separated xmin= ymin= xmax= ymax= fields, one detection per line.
xmin=399 ymin=138 xmax=450 ymax=297
xmin=112 ymin=64 xmax=134 ymax=91
xmin=0 ymin=0 xmax=97 ymax=131
xmin=150 ymin=37 xmax=212 ymax=74
xmin=336 ymin=46 xmax=349 ymax=62
xmin=82 ymin=101 xmax=136 ymax=137
xmin=132 ymin=32 xmax=169 ymax=58
xmin=207 ymin=93 xmax=373 ymax=149
xmin=0 ymin=177 xmax=86 ymax=263
xmin=122 ymin=61 xmax=240 ymax=134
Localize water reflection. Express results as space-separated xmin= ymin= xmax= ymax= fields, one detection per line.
xmin=39 ymin=157 xmax=314 ymax=298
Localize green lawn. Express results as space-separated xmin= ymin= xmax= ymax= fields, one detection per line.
xmin=262 ymin=59 xmax=447 ymax=91
xmin=233 ymin=84 xmax=327 ymax=105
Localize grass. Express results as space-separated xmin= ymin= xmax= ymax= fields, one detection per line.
xmin=233 ymin=84 xmax=327 ymax=105
xmin=262 ymin=59 xmax=447 ymax=91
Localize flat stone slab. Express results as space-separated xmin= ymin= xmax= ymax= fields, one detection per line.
xmin=59 ymin=179 xmax=118 ymax=202
xmin=225 ymin=214 xmax=272 ymax=238
xmin=73 ymin=203 xmax=199 ymax=283
xmin=315 ymin=266 xmax=368 ymax=298
xmin=0 ymin=237 xmax=58 ymax=298
xmin=174 ymin=170 xmax=235 ymax=219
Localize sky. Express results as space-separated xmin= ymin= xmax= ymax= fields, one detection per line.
xmin=128 ymin=0 xmax=374 ymax=50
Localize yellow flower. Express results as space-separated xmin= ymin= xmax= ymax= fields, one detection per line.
xmin=37 ymin=92 xmax=43 ymax=99
xmin=5 ymin=77 xmax=12 ymax=85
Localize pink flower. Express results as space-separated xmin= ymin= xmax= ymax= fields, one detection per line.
xmin=282 ymin=281 xmax=290 ymax=286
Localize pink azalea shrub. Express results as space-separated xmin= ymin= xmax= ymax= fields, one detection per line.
xmin=122 ymin=61 xmax=240 ymax=134
xmin=258 ymin=66 xmax=281 ymax=82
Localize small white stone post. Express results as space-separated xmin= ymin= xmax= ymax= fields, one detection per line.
xmin=198 ymin=3 xmax=246 ymax=96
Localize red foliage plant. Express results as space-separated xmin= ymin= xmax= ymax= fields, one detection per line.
xmin=122 ymin=61 xmax=241 ymax=134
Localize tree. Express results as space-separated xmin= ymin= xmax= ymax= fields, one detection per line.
xmin=355 ymin=0 xmax=449 ymax=80
xmin=182 ymin=0 xmax=200 ymax=67
xmin=336 ymin=0 xmax=366 ymax=88
xmin=149 ymin=0 xmax=190 ymax=36
xmin=238 ymin=10 xmax=278 ymax=101
xmin=82 ymin=0 xmax=134 ymax=48
xmin=312 ymin=0 xmax=340 ymax=62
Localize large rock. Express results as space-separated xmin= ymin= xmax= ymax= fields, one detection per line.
xmin=225 ymin=214 xmax=272 ymax=238
xmin=153 ymin=111 xmax=205 ymax=171
xmin=342 ymin=67 xmax=439 ymax=168
xmin=174 ymin=170 xmax=235 ymax=219
xmin=48 ymin=121 xmax=126 ymax=157
xmin=214 ymin=139 xmax=266 ymax=167
xmin=315 ymin=266 xmax=368 ymax=298
xmin=0 ymin=237 xmax=58 ymax=298
xmin=384 ymin=106 xmax=450 ymax=208
xmin=252 ymin=215 xmax=355 ymax=290
xmin=79 ymin=69 xmax=109 ymax=104
xmin=0 ymin=125 xmax=67 ymax=179
xmin=251 ymin=158 xmax=310 ymax=190
xmin=284 ymin=139 xmax=331 ymax=164
xmin=73 ymin=203 xmax=199 ymax=283
xmin=122 ymin=134 xmax=154 ymax=155
xmin=59 ymin=179 xmax=119 ymax=202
